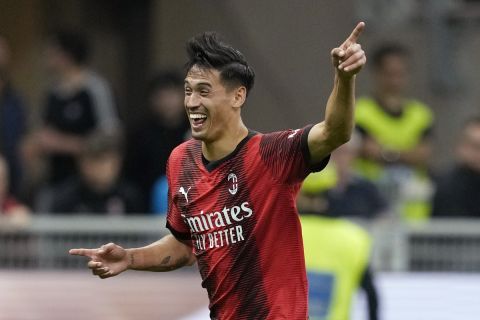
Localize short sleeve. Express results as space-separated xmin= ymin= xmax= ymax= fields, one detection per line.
xmin=165 ymin=157 xmax=191 ymax=241
xmin=85 ymin=72 xmax=120 ymax=134
xmin=259 ymin=125 xmax=329 ymax=184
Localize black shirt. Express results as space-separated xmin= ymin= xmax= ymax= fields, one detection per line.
xmin=124 ymin=116 xmax=189 ymax=204
xmin=42 ymin=73 xmax=118 ymax=184
xmin=432 ymin=165 xmax=480 ymax=217
xmin=50 ymin=177 xmax=145 ymax=214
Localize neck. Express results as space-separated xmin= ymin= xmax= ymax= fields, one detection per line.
xmin=375 ymin=91 xmax=405 ymax=113
xmin=202 ymin=121 xmax=249 ymax=161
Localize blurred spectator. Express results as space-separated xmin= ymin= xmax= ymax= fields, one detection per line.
xmin=432 ymin=117 xmax=480 ymax=217
xmin=354 ymin=43 xmax=434 ymax=223
xmin=0 ymin=42 xmax=27 ymax=197
xmin=298 ymin=138 xmax=381 ymax=320
xmin=297 ymin=134 xmax=387 ymax=220
xmin=0 ymin=154 xmax=30 ymax=227
xmin=151 ymin=175 xmax=168 ymax=214
xmin=301 ymin=214 xmax=379 ymax=320
xmin=24 ymin=29 xmax=120 ymax=188
xmin=124 ymin=71 xmax=189 ymax=212
xmin=39 ymin=132 xmax=144 ymax=215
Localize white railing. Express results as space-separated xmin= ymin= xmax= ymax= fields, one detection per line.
xmin=1 ymin=215 xmax=480 ymax=271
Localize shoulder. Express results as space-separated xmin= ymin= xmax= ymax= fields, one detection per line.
xmin=168 ymin=138 xmax=199 ymax=165
xmin=259 ymin=126 xmax=310 ymax=146
xmin=53 ymin=179 xmax=81 ymax=198
xmin=170 ymin=138 xmax=196 ymax=155
xmin=355 ymin=96 xmax=380 ymax=122
xmin=406 ymin=99 xmax=431 ymax=110
xmin=356 ymin=96 xmax=376 ymax=108
xmin=83 ymin=71 xmax=113 ymax=95
xmin=85 ymin=71 xmax=109 ymax=87
xmin=261 ymin=127 xmax=301 ymax=138
xmin=49 ymin=179 xmax=82 ymax=211
xmin=405 ymin=99 xmax=434 ymax=121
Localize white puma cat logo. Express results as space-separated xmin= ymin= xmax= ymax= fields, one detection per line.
xmin=288 ymin=129 xmax=300 ymax=139
xmin=179 ymin=186 xmax=191 ymax=203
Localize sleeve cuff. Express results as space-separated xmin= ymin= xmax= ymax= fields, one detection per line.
xmin=301 ymin=124 xmax=331 ymax=173
xmin=166 ymin=221 xmax=191 ymax=241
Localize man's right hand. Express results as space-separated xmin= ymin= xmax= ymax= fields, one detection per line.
xmin=69 ymin=243 xmax=131 ymax=279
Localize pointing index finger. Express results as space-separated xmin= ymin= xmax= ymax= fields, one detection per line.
xmin=69 ymin=248 xmax=96 ymax=258
xmin=343 ymin=22 xmax=365 ymax=46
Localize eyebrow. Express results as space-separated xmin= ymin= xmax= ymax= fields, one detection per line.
xmin=184 ymin=80 xmax=212 ymax=88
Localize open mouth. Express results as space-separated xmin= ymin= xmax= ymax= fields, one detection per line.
xmin=189 ymin=113 xmax=207 ymax=128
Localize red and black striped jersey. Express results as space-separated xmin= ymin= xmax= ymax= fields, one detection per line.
xmin=166 ymin=125 xmax=329 ymax=320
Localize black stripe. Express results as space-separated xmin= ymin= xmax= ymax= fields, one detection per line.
xmin=166 ymin=221 xmax=191 ymax=241
xmin=202 ymin=130 xmax=257 ymax=172
xmin=223 ymin=143 xmax=270 ymax=319
xmin=301 ymin=124 xmax=330 ymax=172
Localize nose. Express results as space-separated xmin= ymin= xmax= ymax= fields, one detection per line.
xmin=185 ymin=93 xmax=201 ymax=109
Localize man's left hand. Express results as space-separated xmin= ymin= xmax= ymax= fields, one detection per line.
xmin=331 ymin=22 xmax=366 ymax=79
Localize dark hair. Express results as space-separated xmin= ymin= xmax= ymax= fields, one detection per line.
xmin=371 ymin=43 xmax=409 ymax=70
xmin=148 ymin=70 xmax=184 ymax=96
xmin=50 ymin=30 xmax=89 ymax=65
xmin=185 ymin=32 xmax=255 ymax=95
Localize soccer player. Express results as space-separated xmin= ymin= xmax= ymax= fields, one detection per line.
xmin=69 ymin=22 xmax=366 ymax=319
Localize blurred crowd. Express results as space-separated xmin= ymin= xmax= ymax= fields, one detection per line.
xmin=0 ymin=30 xmax=189 ymax=221
xmin=0 ymin=29 xmax=479 ymax=225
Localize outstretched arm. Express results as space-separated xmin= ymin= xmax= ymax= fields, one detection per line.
xmin=308 ymin=22 xmax=366 ymax=164
xmin=69 ymin=234 xmax=196 ymax=279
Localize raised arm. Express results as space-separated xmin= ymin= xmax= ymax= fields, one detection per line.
xmin=308 ymin=22 xmax=366 ymax=164
xmin=69 ymin=234 xmax=196 ymax=279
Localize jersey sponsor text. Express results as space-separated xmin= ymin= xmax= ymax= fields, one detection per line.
xmin=182 ymin=202 xmax=253 ymax=251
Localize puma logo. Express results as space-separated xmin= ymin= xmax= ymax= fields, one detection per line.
xmin=288 ymin=129 xmax=300 ymax=139
xmin=179 ymin=186 xmax=191 ymax=203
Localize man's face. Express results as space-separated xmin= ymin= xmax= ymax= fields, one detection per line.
xmin=184 ymin=66 xmax=239 ymax=142
xmin=150 ymin=87 xmax=184 ymax=123
xmin=44 ymin=43 xmax=70 ymax=74
xmin=79 ymin=153 xmax=121 ymax=193
xmin=374 ymin=54 xmax=409 ymax=95
xmin=458 ymin=124 xmax=480 ymax=173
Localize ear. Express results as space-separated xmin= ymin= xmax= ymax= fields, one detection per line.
xmin=232 ymin=86 xmax=247 ymax=109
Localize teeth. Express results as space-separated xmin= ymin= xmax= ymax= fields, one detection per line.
xmin=190 ymin=114 xmax=207 ymax=120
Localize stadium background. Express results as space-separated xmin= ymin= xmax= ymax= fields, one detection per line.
xmin=1 ymin=0 xmax=480 ymax=319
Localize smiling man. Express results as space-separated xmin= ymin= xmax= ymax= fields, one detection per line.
xmin=70 ymin=23 xmax=366 ymax=320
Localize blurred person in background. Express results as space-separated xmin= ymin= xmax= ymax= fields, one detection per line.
xmin=297 ymin=133 xmax=388 ymax=220
xmin=432 ymin=117 xmax=480 ymax=217
xmin=0 ymin=35 xmax=27 ymax=198
xmin=24 ymin=29 xmax=120 ymax=190
xmin=354 ymin=43 xmax=434 ymax=223
xmin=124 ymin=71 xmax=189 ymax=212
xmin=70 ymin=23 xmax=366 ymax=319
xmin=39 ymin=132 xmax=144 ymax=215
xmin=0 ymin=154 xmax=30 ymax=227
xmin=301 ymin=213 xmax=379 ymax=320
xmin=298 ymin=135 xmax=380 ymax=320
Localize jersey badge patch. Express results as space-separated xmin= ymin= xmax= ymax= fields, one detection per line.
xmin=228 ymin=173 xmax=238 ymax=195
